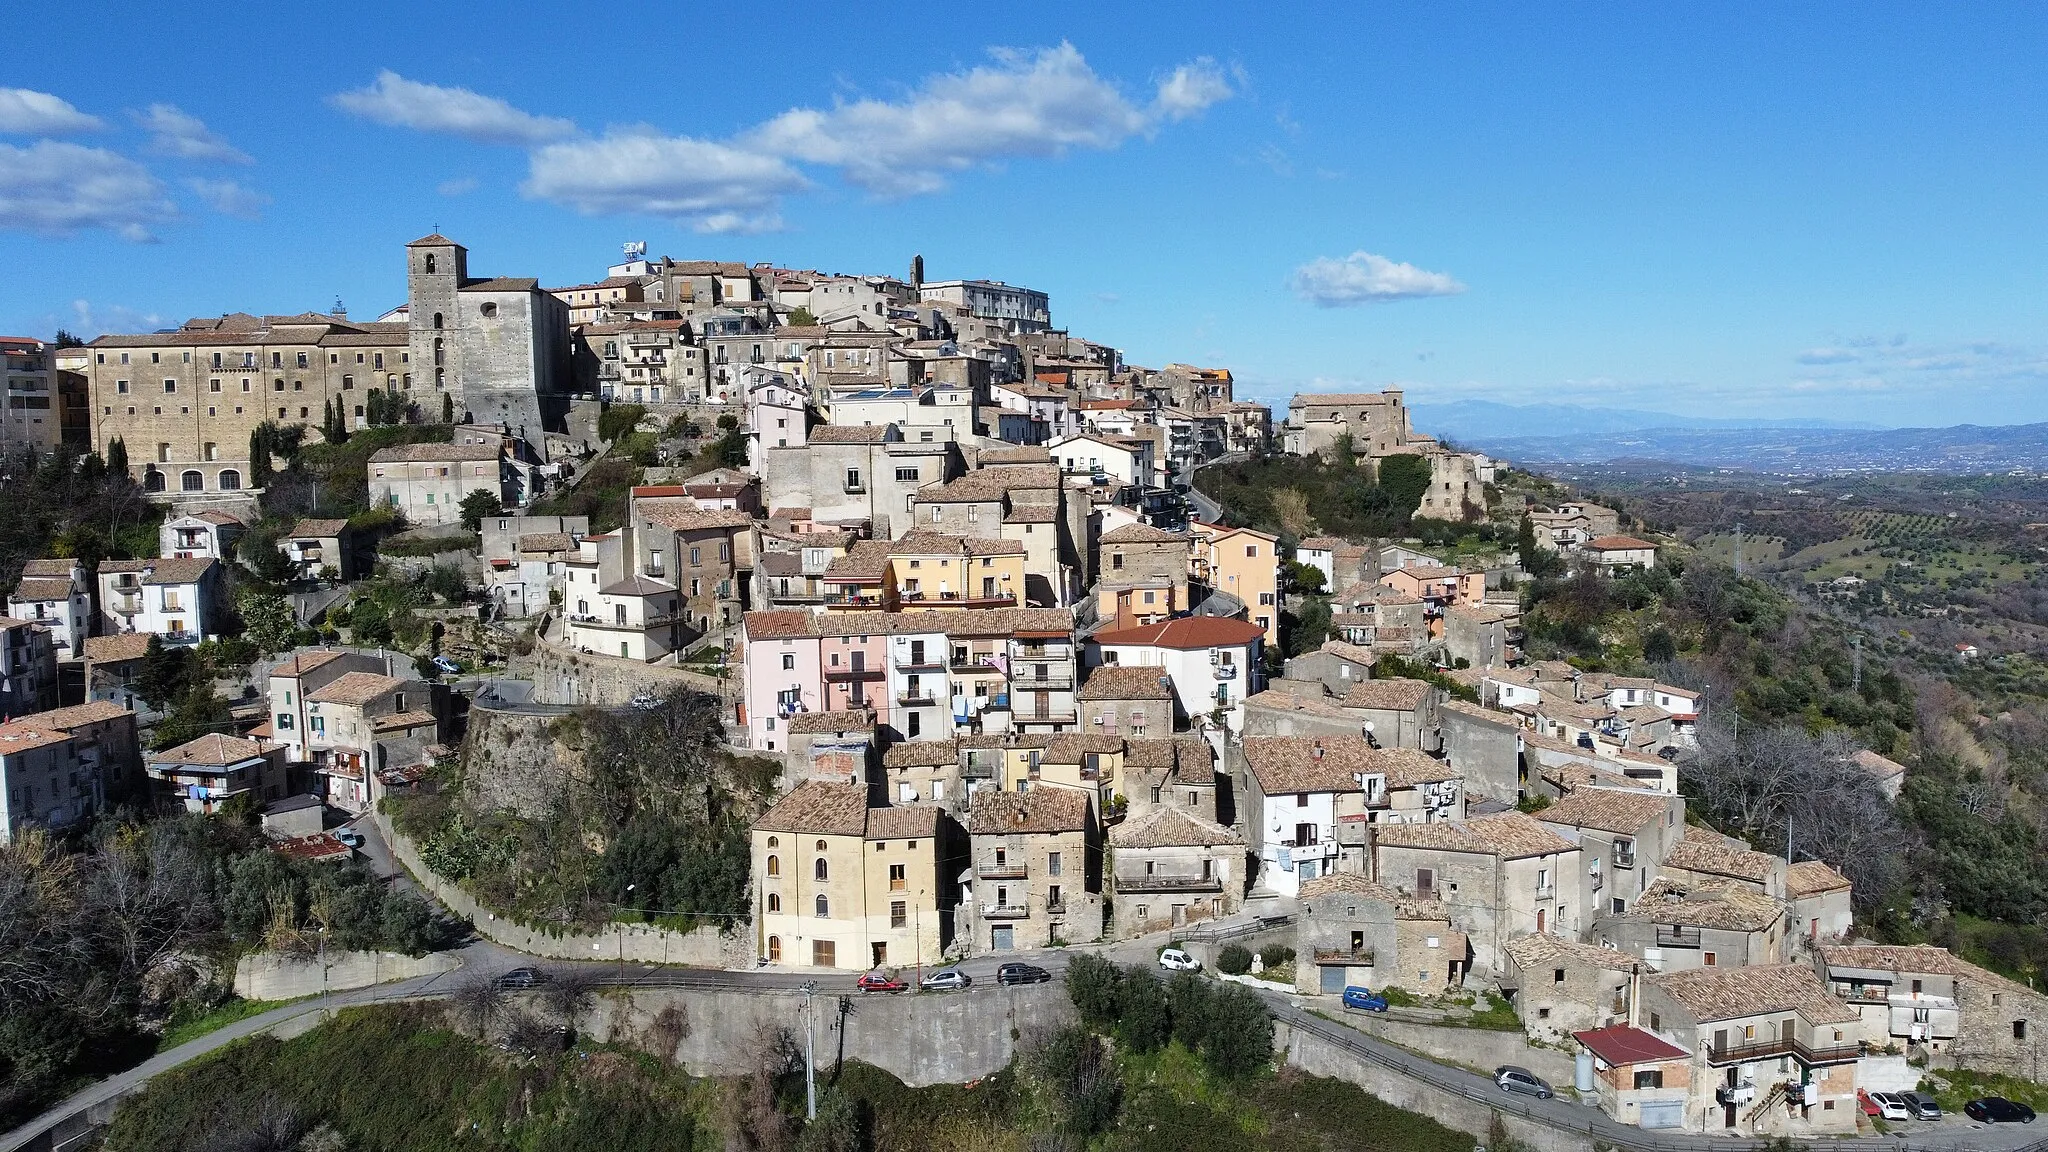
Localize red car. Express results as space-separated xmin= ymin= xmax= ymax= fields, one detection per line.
xmin=856 ymin=972 xmax=907 ymax=993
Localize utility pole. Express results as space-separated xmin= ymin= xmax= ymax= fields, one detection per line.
xmin=801 ymin=980 xmax=818 ymax=1120
xmin=1734 ymin=522 xmax=1744 ymax=576
xmin=1850 ymin=634 xmax=1863 ymax=690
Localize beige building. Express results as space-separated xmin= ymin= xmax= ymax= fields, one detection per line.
xmin=281 ymin=518 xmax=355 ymax=581
xmin=1095 ymin=523 xmax=1190 ymax=626
xmin=1639 ymin=964 xmax=1863 ymax=1136
xmin=1596 ymin=879 xmax=1787 ymax=975
xmin=0 ymin=701 xmax=139 ymax=844
xmin=367 ymin=441 xmax=516 ymax=527
xmin=0 ymin=617 xmax=61 ymax=715
xmin=1107 ymin=804 xmax=1243 ymax=939
xmin=751 ymin=780 xmax=950 ymax=971
xmin=966 ymin=787 xmax=1101 ymax=952
xmin=1785 ymin=861 xmax=1853 ymax=948
xmin=304 ymin=669 xmax=435 ymax=814
xmin=1370 ymin=811 xmax=1584 ymax=979
xmin=1499 ymin=934 xmax=1642 ymax=1041
xmin=1815 ymin=943 xmax=2048 ymax=1077
xmin=1295 ymin=873 xmax=1465 ymax=996
xmin=1535 ymin=787 xmax=1686 ymax=919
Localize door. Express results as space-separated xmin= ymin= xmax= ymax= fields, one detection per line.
xmin=1321 ymin=965 xmax=1346 ymax=993
xmin=871 ymin=942 xmax=887 ymax=968
xmin=1639 ymin=1101 xmax=1684 ymax=1129
xmin=991 ymin=926 xmax=1014 ymax=951
xmin=1172 ymin=904 xmax=1187 ymax=926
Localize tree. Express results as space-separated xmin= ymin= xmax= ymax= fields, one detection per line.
xmin=458 ymin=488 xmax=502 ymax=533
xmin=1201 ymin=983 xmax=1274 ymax=1080
xmin=238 ymin=590 xmax=299 ymax=655
xmin=51 ymin=329 xmax=83 ymax=349
xmin=1518 ymin=515 xmax=1540 ymax=571
xmin=248 ymin=429 xmax=272 ymax=489
xmin=237 ymin=527 xmax=296 ymax=587
xmin=1644 ymin=626 xmax=1677 ymax=664
xmin=788 ymin=306 xmax=817 ymax=326
xmin=599 ymin=404 xmax=648 ymax=444
xmin=1281 ymin=560 xmax=1326 ymax=596
xmin=106 ymin=436 xmax=128 ymax=476
xmin=1063 ymin=952 xmax=1123 ymax=1030
xmin=441 ymin=391 xmax=454 ymax=424
xmin=1165 ymin=970 xmax=1211 ymax=1051
xmin=1116 ymin=968 xmax=1170 ymax=1054
xmin=1374 ymin=453 xmax=1433 ymax=523
xmin=136 ymin=635 xmax=193 ymax=713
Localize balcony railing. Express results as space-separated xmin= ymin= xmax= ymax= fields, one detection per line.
xmin=897 ymin=690 xmax=937 ymax=705
xmin=962 ymin=760 xmax=999 ymax=780
xmin=1017 ymin=672 xmax=1074 ymax=689
xmin=1116 ymin=875 xmax=1222 ymax=893
xmin=1534 ymin=883 xmax=1556 ymax=902
xmin=1709 ymin=1035 xmax=1862 ymax=1066
xmin=568 ymin=613 xmax=676 ymax=631
xmin=1213 ymin=664 xmax=1239 ymax=680
xmin=1312 ymin=948 xmax=1377 ymax=966
xmin=1613 ymin=849 xmax=1637 ymax=869
xmin=894 ymin=653 xmax=944 ymax=671
xmin=981 ymin=904 xmax=1031 ymax=920
xmin=821 ymin=593 xmax=882 ymax=609
xmin=1019 ymin=710 xmax=1078 ymax=725
xmin=951 ymin=655 xmax=1005 ymax=673
xmin=822 ymin=664 xmax=883 ymax=680
xmin=977 ymin=863 xmax=1028 ymax=880
xmin=1655 ymin=925 xmax=1703 ymax=949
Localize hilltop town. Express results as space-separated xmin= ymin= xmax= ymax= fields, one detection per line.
xmin=2 ymin=237 xmax=2040 ymax=1147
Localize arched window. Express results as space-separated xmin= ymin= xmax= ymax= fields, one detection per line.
xmin=432 ymin=312 xmax=443 ymax=330
xmin=181 ymin=470 xmax=204 ymax=491
xmin=480 ymin=302 xmax=498 ymax=318
xmin=766 ymin=936 xmax=781 ymax=962
xmin=766 ymin=893 xmax=781 ymax=912
xmin=424 ymin=253 xmax=436 ymax=274
xmin=813 ymin=857 xmax=828 ymax=881
xmin=217 ymin=469 xmax=241 ymax=490
xmin=767 ymin=836 xmax=779 ymax=848
xmin=765 ymin=855 xmax=779 ymax=877
xmin=814 ymin=894 xmax=829 ymax=918
xmin=815 ymin=840 xmax=827 ymax=851
xmin=143 ymin=468 xmax=164 ymax=493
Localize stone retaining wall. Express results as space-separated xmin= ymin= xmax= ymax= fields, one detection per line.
xmin=513 ymin=633 xmax=736 ymax=710
xmin=233 ymin=950 xmax=458 ymax=1001
xmin=374 ymin=812 xmax=752 ymax=967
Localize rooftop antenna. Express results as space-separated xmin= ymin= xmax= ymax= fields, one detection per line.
xmin=623 ymin=240 xmax=647 ymax=260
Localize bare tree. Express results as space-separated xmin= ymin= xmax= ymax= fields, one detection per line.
xmin=538 ymin=966 xmax=597 ymax=1030
xmin=449 ymin=969 xmax=510 ymax=1035
xmin=499 ymin=1008 xmax=568 ymax=1056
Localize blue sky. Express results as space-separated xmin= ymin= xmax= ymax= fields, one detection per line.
xmin=3 ymin=3 xmax=2045 ymax=427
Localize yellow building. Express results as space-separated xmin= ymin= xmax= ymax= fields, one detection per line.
xmin=752 ymin=780 xmax=947 ymax=971
xmin=1190 ymin=523 xmax=1281 ymax=637
xmin=1001 ymin=734 xmax=1125 ymax=819
xmin=883 ymin=530 xmax=1027 ymax=611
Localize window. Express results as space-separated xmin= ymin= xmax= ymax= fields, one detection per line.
xmin=781 ymin=654 xmax=794 ymax=670
xmin=1111 ymin=552 xmax=1124 ymax=570
xmin=889 ymin=863 xmax=906 ymax=891
xmin=163 ymin=379 xmax=175 ymax=393
xmin=1553 ymin=968 xmax=1566 ymax=984
xmin=766 ymin=893 xmax=781 ymax=912
xmin=814 ymin=895 xmax=829 ymax=918
xmin=1048 ymin=852 xmax=1062 ymax=877
xmin=425 ymin=253 xmax=436 ymax=273
xmin=814 ymin=857 xmax=828 ymax=881
xmin=116 ymin=379 xmax=128 ymax=394
xmin=766 ymin=855 xmax=779 ymax=877
xmin=2017 ymin=1020 xmax=2030 ymax=1040
xmin=480 ymin=302 xmax=497 ymax=318
xmin=895 ymin=467 xmax=918 ymax=482
xmin=1703 ymin=952 xmax=1717 ymax=966
xmin=1632 ymin=1069 xmax=1663 ymax=1090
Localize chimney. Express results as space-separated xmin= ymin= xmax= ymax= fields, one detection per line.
xmin=1312 ymin=739 xmax=1324 ymax=760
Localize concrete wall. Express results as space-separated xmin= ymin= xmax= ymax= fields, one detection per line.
xmin=579 ymin=980 xmax=1073 ymax=1087
xmin=233 ymin=950 xmax=457 ymax=1000
xmin=1332 ymin=1009 xmax=1576 ymax=1086
xmin=511 ymin=633 xmax=735 ymax=710
xmin=1280 ymin=1018 xmax=1593 ymax=1152
xmin=375 ymin=811 xmax=752 ymax=967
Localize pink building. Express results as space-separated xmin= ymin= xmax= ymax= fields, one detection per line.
xmin=742 ymin=611 xmax=825 ymax=752
xmin=818 ymin=617 xmax=890 ymax=729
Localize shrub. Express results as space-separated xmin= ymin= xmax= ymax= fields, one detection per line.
xmin=1201 ymin=984 xmax=1274 ymax=1080
xmin=1165 ymin=971 xmax=1211 ymax=1052
xmin=1116 ymin=970 xmax=1170 ymax=1054
xmin=1064 ymin=953 xmax=1123 ymax=1030
xmin=1215 ymin=944 xmax=1252 ymax=975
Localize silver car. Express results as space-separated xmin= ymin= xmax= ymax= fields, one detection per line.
xmin=920 ymin=968 xmax=971 ymax=991
xmin=1494 ymin=1065 xmax=1554 ymax=1099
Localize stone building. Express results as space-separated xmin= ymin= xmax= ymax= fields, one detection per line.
xmin=1499 ymin=934 xmax=1642 ymax=1041
xmin=1814 ymin=943 xmax=2048 ymax=1078
xmin=762 ymin=422 xmax=963 ymax=539
xmin=402 ymin=234 xmax=571 ymax=442
xmin=1438 ymin=699 xmax=1523 ymax=805
xmin=1095 ymin=523 xmax=1190 ymax=626
xmin=1294 ymin=873 xmax=1464 ymax=995
xmin=1785 ymin=861 xmax=1854 ymax=949
xmin=965 ymin=787 xmax=1101 ymax=952
xmin=2 ymin=336 xmax=85 ymax=454
xmin=146 ymin=732 xmax=287 ymax=815
xmin=1535 ymin=787 xmax=1686 ymax=919
xmin=1107 ymin=805 xmax=1242 ymax=938
xmin=367 ymin=441 xmax=519 ymax=527
xmin=0 ymin=701 xmax=139 ymax=844
xmin=1369 ymin=811 xmax=1584 ymax=979
xmin=1077 ymin=663 xmax=1179 ymax=738
xmin=1121 ymin=735 xmax=1219 ymax=823
xmin=303 ymin=669 xmax=436 ymax=814
xmin=1595 ymin=879 xmax=1786 ymax=975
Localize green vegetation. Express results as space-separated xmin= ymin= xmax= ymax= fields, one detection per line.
xmin=389 ymin=688 xmax=776 ymax=933
xmin=375 ymin=530 xmax=481 ymax=557
xmin=532 ymin=456 xmax=640 ymax=533
xmin=1918 ymin=1066 xmax=2048 ymax=1114
xmin=262 ymin=422 xmax=454 ymax=523
xmin=154 ymin=995 xmax=293 ymax=1053
xmin=1194 ymin=449 xmax=1457 ymax=542
xmin=327 ymin=566 xmax=467 ymax=652
xmin=0 ymin=443 xmax=163 ymax=597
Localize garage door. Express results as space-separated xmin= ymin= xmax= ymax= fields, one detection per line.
xmin=991 ymin=926 xmax=1014 ymax=952
xmin=1639 ymin=1101 xmax=1684 ymax=1129
xmin=1320 ymin=965 xmax=1346 ymax=993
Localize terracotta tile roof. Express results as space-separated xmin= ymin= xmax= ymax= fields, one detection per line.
xmin=865 ymin=804 xmax=943 ymax=840
xmin=1003 ymin=504 xmax=1058 ymax=524
xmin=1244 ymin=736 xmax=1385 ymax=794
xmin=1852 ymin=748 xmax=1906 ymax=783
xmin=882 ymin=739 xmax=959 ymax=768
xmin=272 ymin=832 xmax=353 ymax=862
xmin=1298 ymin=873 xmax=1450 ymax=919
xmin=459 ymin=277 xmax=541 ymax=293
xmin=745 ymin=610 xmax=818 ymax=641
xmin=981 ymin=446 xmax=1051 ymax=464
xmin=99 ymin=557 xmax=216 ymax=585
xmin=1372 ymin=811 xmax=1577 ymax=860
xmin=597 ymin=574 xmax=676 ymax=597
xmin=517 ymin=533 xmax=576 ymax=554
xmin=887 ymin=529 xmax=1025 ymax=557
xmin=367 ymin=442 xmax=500 ymax=463
xmin=1341 ymin=678 xmax=1435 ymax=711
xmin=1786 ymin=860 xmax=1851 ymax=898
xmin=755 ymin=779 xmax=869 ymax=836
xmin=1040 ymin=734 xmax=1125 ymax=764
xmin=1243 ymin=685 xmax=1357 ymax=721
xmin=1619 ymin=879 xmax=1783 ymax=932
xmin=19 ymin=559 xmax=76 ymax=577
xmin=1648 ymin=963 xmax=1858 ymax=1026
xmin=1663 ymin=829 xmax=1779 ymax=884
xmin=1099 ymin=523 xmax=1186 ymax=545
xmin=969 ymin=787 xmax=1089 ymax=835
xmin=938 ymin=607 xmax=1075 ymax=637
xmin=307 ymin=671 xmax=405 ymax=707
xmin=1078 ymin=664 xmax=1174 ymax=701
xmin=1316 ymin=640 xmax=1378 ymax=667
xmin=271 ymin=649 xmax=349 ymax=678
xmin=1535 ymin=788 xmax=1672 ymax=835
xmin=1815 ymin=944 xmax=1984 ymax=979
xmin=1296 ymin=536 xmax=1349 ymax=551
xmin=788 ymin=710 xmax=874 ymax=735
xmin=1379 ymin=747 xmax=1463 ymax=788
xmin=919 ymin=465 xmax=1061 ymax=503
xmin=1109 ymin=805 xmax=1240 ymax=849
xmin=84 ymin=633 xmax=153 ymax=663
xmin=1440 ymin=699 xmax=1517 ymax=728
xmin=635 ymin=500 xmax=752 ymax=532
xmin=16 ymin=700 xmax=130 ymax=729
xmin=151 ymin=733 xmax=275 ymax=767
xmin=0 ymin=721 xmax=75 ymax=754
xmin=1572 ymin=1025 xmax=1688 ymax=1066
xmin=373 ymin=709 xmax=436 ymax=733
xmin=1503 ymin=934 xmax=1643 ymax=974
xmin=289 ymin=518 xmax=349 ymax=538
xmin=10 ymin=578 xmax=73 ymax=601
xmin=1094 ymin=616 xmax=1263 ymax=650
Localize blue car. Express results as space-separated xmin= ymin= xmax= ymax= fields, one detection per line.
xmin=1342 ymin=986 xmax=1389 ymax=1012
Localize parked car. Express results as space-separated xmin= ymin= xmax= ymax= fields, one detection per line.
xmin=856 ymin=972 xmax=907 ymax=994
xmin=1965 ymin=1097 xmax=2036 ymax=1123
xmin=1158 ymin=948 xmax=1202 ymax=972
xmin=1898 ymin=1091 xmax=1943 ymax=1120
xmin=1866 ymin=1091 xmax=1911 ymax=1122
xmin=335 ymin=829 xmax=366 ymax=849
xmin=629 ymin=693 xmax=661 ymax=710
xmin=996 ymin=963 xmax=1051 ymax=986
xmin=1341 ymin=987 xmax=1389 ymax=1013
xmin=497 ymin=966 xmax=550 ymax=989
xmin=1494 ymin=1066 xmax=1553 ymax=1100
xmin=921 ymin=968 xmax=971 ymax=991
xmin=431 ymin=655 xmax=461 ymax=674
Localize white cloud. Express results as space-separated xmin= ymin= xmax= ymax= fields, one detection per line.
xmin=69 ymin=299 xmax=166 ymax=338
xmin=0 ymin=141 xmax=176 ymax=241
xmin=744 ymin=42 xmax=1224 ymax=196
xmin=185 ymin=177 xmax=267 ymax=219
xmin=135 ymin=104 xmax=251 ymax=164
xmin=523 ymin=131 xmax=807 ymax=233
xmin=437 ymin=176 xmax=479 ymax=197
xmin=0 ymin=88 xmax=103 ymax=134
xmin=1152 ymin=58 xmax=1234 ymax=121
xmin=331 ymin=71 xmax=576 ymax=145
xmin=1290 ymin=251 xmax=1466 ymax=307
xmin=1795 ymin=347 xmax=1857 ymax=365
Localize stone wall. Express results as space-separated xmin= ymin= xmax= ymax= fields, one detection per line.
xmin=1333 ymin=1010 xmax=1576 ymax=1087
xmin=576 ymin=981 xmax=1073 ymax=1086
xmin=234 ymin=950 xmax=457 ymax=1000
xmin=1280 ymin=1018 xmax=1594 ymax=1152
xmin=374 ymin=811 xmax=753 ymax=967
xmin=512 ymin=633 xmax=736 ymax=711
xmin=461 ymin=705 xmax=582 ymax=818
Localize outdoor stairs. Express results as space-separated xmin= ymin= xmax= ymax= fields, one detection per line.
xmin=1743 ymin=1082 xmax=1787 ymax=1127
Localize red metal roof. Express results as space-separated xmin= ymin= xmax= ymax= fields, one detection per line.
xmin=1572 ymin=1025 xmax=1687 ymax=1066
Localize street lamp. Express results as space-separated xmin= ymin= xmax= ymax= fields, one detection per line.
xmin=619 ymin=883 xmax=635 ymax=982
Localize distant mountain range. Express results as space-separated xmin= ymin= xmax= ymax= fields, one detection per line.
xmin=1458 ymin=421 xmax=2048 ymax=475
xmin=1407 ymin=399 xmax=1879 ymax=442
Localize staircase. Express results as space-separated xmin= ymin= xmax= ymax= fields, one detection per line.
xmin=1743 ymin=1082 xmax=1787 ymax=1127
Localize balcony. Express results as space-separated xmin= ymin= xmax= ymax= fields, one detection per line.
xmin=962 ymin=759 xmax=999 ymax=780
xmin=822 ymin=664 xmax=883 ymax=681
xmin=981 ymin=904 xmax=1031 ymax=920
xmin=977 ymin=863 xmax=1028 ymax=880
xmin=950 ymin=654 xmax=1006 ymax=674
xmin=1018 ymin=710 xmax=1078 ymax=725
xmin=893 ymin=653 xmax=944 ymax=671
xmin=1280 ymin=840 xmax=1339 ymax=862
xmin=1312 ymin=948 xmax=1377 ymax=966
xmin=1613 ymin=849 xmax=1637 ymax=869
xmin=1655 ymin=925 xmax=1703 ymax=949
xmin=1016 ymin=672 xmax=1074 ymax=690
xmin=822 ymin=592 xmax=882 ymax=610
xmin=1534 ymin=883 xmax=1556 ymax=902
xmin=1709 ymin=1035 xmax=1861 ymax=1066
xmin=568 ymin=612 xmax=676 ymax=631
xmin=1213 ymin=664 xmax=1239 ymax=680
xmin=1116 ymin=875 xmax=1222 ymax=893
xmin=897 ymin=690 xmax=937 ymax=706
